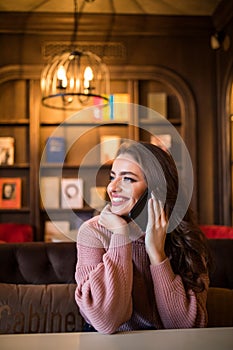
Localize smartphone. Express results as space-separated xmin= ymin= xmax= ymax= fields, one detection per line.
xmin=128 ymin=189 xmax=150 ymax=231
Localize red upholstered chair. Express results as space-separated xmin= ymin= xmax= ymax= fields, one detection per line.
xmin=0 ymin=223 xmax=33 ymax=243
xmin=200 ymin=225 xmax=233 ymax=239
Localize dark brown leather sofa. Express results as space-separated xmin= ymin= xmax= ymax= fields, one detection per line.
xmin=0 ymin=239 xmax=232 ymax=334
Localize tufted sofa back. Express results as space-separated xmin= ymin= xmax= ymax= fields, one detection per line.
xmin=207 ymin=239 xmax=233 ymax=289
xmin=0 ymin=242 xmax=76 ymax=284
xmin=0 ymin=240 xmax=232 ymax=288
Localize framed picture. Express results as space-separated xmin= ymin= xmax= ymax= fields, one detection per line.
xmin=0 ymin=137 xmax=15 ymax=165
xmin=0 ymin=178 xmax=21 ymax=209
xmin=61 ymin=178 xmax=84 ymax=209
xmin=40 ymin=176 xmax=60 ymax=209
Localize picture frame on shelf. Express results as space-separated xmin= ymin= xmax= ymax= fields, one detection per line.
xmin=61 ymin=178 xmax=84 ymax=209
xmin=0 ymin=177 xmax=21 ymax=209
xmin=40 ymin=176 xmax=60 ymax=209
xmin=0 ymin=137 xmax=15 ymax=165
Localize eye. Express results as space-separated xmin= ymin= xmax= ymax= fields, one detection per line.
xmin=109 ymin=175 xmax=115 ymax=181
xmin=123 ymin=176 xmax=137 ymax=183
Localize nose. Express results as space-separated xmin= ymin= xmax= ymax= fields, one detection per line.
xmin=108 ymin=177 xmax=122 ymax=192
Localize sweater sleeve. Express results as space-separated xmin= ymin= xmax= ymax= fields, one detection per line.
xmin=74 ymin=221 xmax=133 ymax=334
xmin=150 ymin=258 xmax=209 ymax=329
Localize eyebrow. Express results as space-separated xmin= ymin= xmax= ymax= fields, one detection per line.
xmin=110 ymin=170 xmax=139 ymax=177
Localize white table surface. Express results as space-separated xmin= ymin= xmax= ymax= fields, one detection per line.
xmin=1 ymin=327 xmax=233 ymax=350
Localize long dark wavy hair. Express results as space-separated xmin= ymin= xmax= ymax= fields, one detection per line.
xmin=116 ymin=140 xmax=210 ymax=293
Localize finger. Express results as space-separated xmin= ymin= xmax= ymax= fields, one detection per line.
xmin=147 ymin=198 xmax=154 ymax=230
xmin=152 ymin=196 xmax=161 ymax=229
xmin=158 ymin=200 xmax=167 ymax=227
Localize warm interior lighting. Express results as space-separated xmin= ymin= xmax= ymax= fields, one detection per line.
xmin=41 ymin=50 xmax=110 ymax=110
xmin=40 ymin=0 xmax=110 ymax=111
xmin=84 ymin=66 xmax=93 ymax=92
xmin=210 ymin=31 xmax=231 ymax=51
xmin=57 ymin=66 xmax=67 ymax=88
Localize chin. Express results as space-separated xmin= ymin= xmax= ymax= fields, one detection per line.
xmin=111 ymin=205 xmax=130 ymax=217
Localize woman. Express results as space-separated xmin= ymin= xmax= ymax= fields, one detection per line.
xmin=75 ymin=141 xmax=210 ymax=334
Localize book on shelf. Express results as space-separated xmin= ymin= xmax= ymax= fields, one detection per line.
xmin=0 ymin=137 xmax=15 ymax=165
xmin=40 ymin=176 xmax=60 ymax=209
xmin=44 ymin=220 xmax=71 ymax=242
xmin=61 ymin=178 xmax=84 ymax=209
xmin=93 ymin=95 xmax=109 ymax=121
xmin=147 ymin=92 xmax=167 ymax=118
xmin=100 ymin=135 xmax=121 ymax=164
xmin=109 ymin=93 xmax=130 ymax=121
xmin=0 ymin=177 xmax=21 ymax=209
xmin=90 ymin=186 xmax=107 ymax=210
xmin=92 ymin=93 xmax=130 ymax=122
xmin=46 ymin=136 xmax=66 ymax=163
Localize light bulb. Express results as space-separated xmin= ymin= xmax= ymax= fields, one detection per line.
xmin=70 ymin=78 xmax=74 ymax=89
xmin=84 ymin=66 xmax=94 ymax=81
xmin=57 ymin=66 xmax=66 ymax=80
xmin=57 ymin=66 xmax=67 ymax=88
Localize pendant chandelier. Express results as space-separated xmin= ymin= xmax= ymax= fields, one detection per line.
xmin=41 ymin=0 xmax=110 ymax=111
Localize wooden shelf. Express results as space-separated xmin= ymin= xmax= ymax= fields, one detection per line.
xmin=0 ymin=163 xmax=30 ymax=169
xmin=140 ymin=118 xmax=181 ymax=126
xmin=40 ymin=121 xmax=129 ymax=126
xmin=0 ymin=119 xmax=29 ymax=126
xmin=0 ymin=207 xmax=30 ymax=213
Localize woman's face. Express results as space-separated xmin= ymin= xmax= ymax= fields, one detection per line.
xmin=107 ymin=153 xmax=147 ymax=216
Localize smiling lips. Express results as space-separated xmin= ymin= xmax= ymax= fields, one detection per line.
xmin=111 ymin=195 xmax=129 ymax=206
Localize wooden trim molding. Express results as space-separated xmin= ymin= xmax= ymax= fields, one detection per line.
xmin=0 ymin=65 xmax=42 ymax=84
xmin=216 ymin=61 xmax=233 ymax=225
xmin=0 ymin=12 xmax=212 ymax=37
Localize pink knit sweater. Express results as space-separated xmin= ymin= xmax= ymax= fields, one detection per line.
xmin=75 ymin=216 xmax=209 ymax=334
